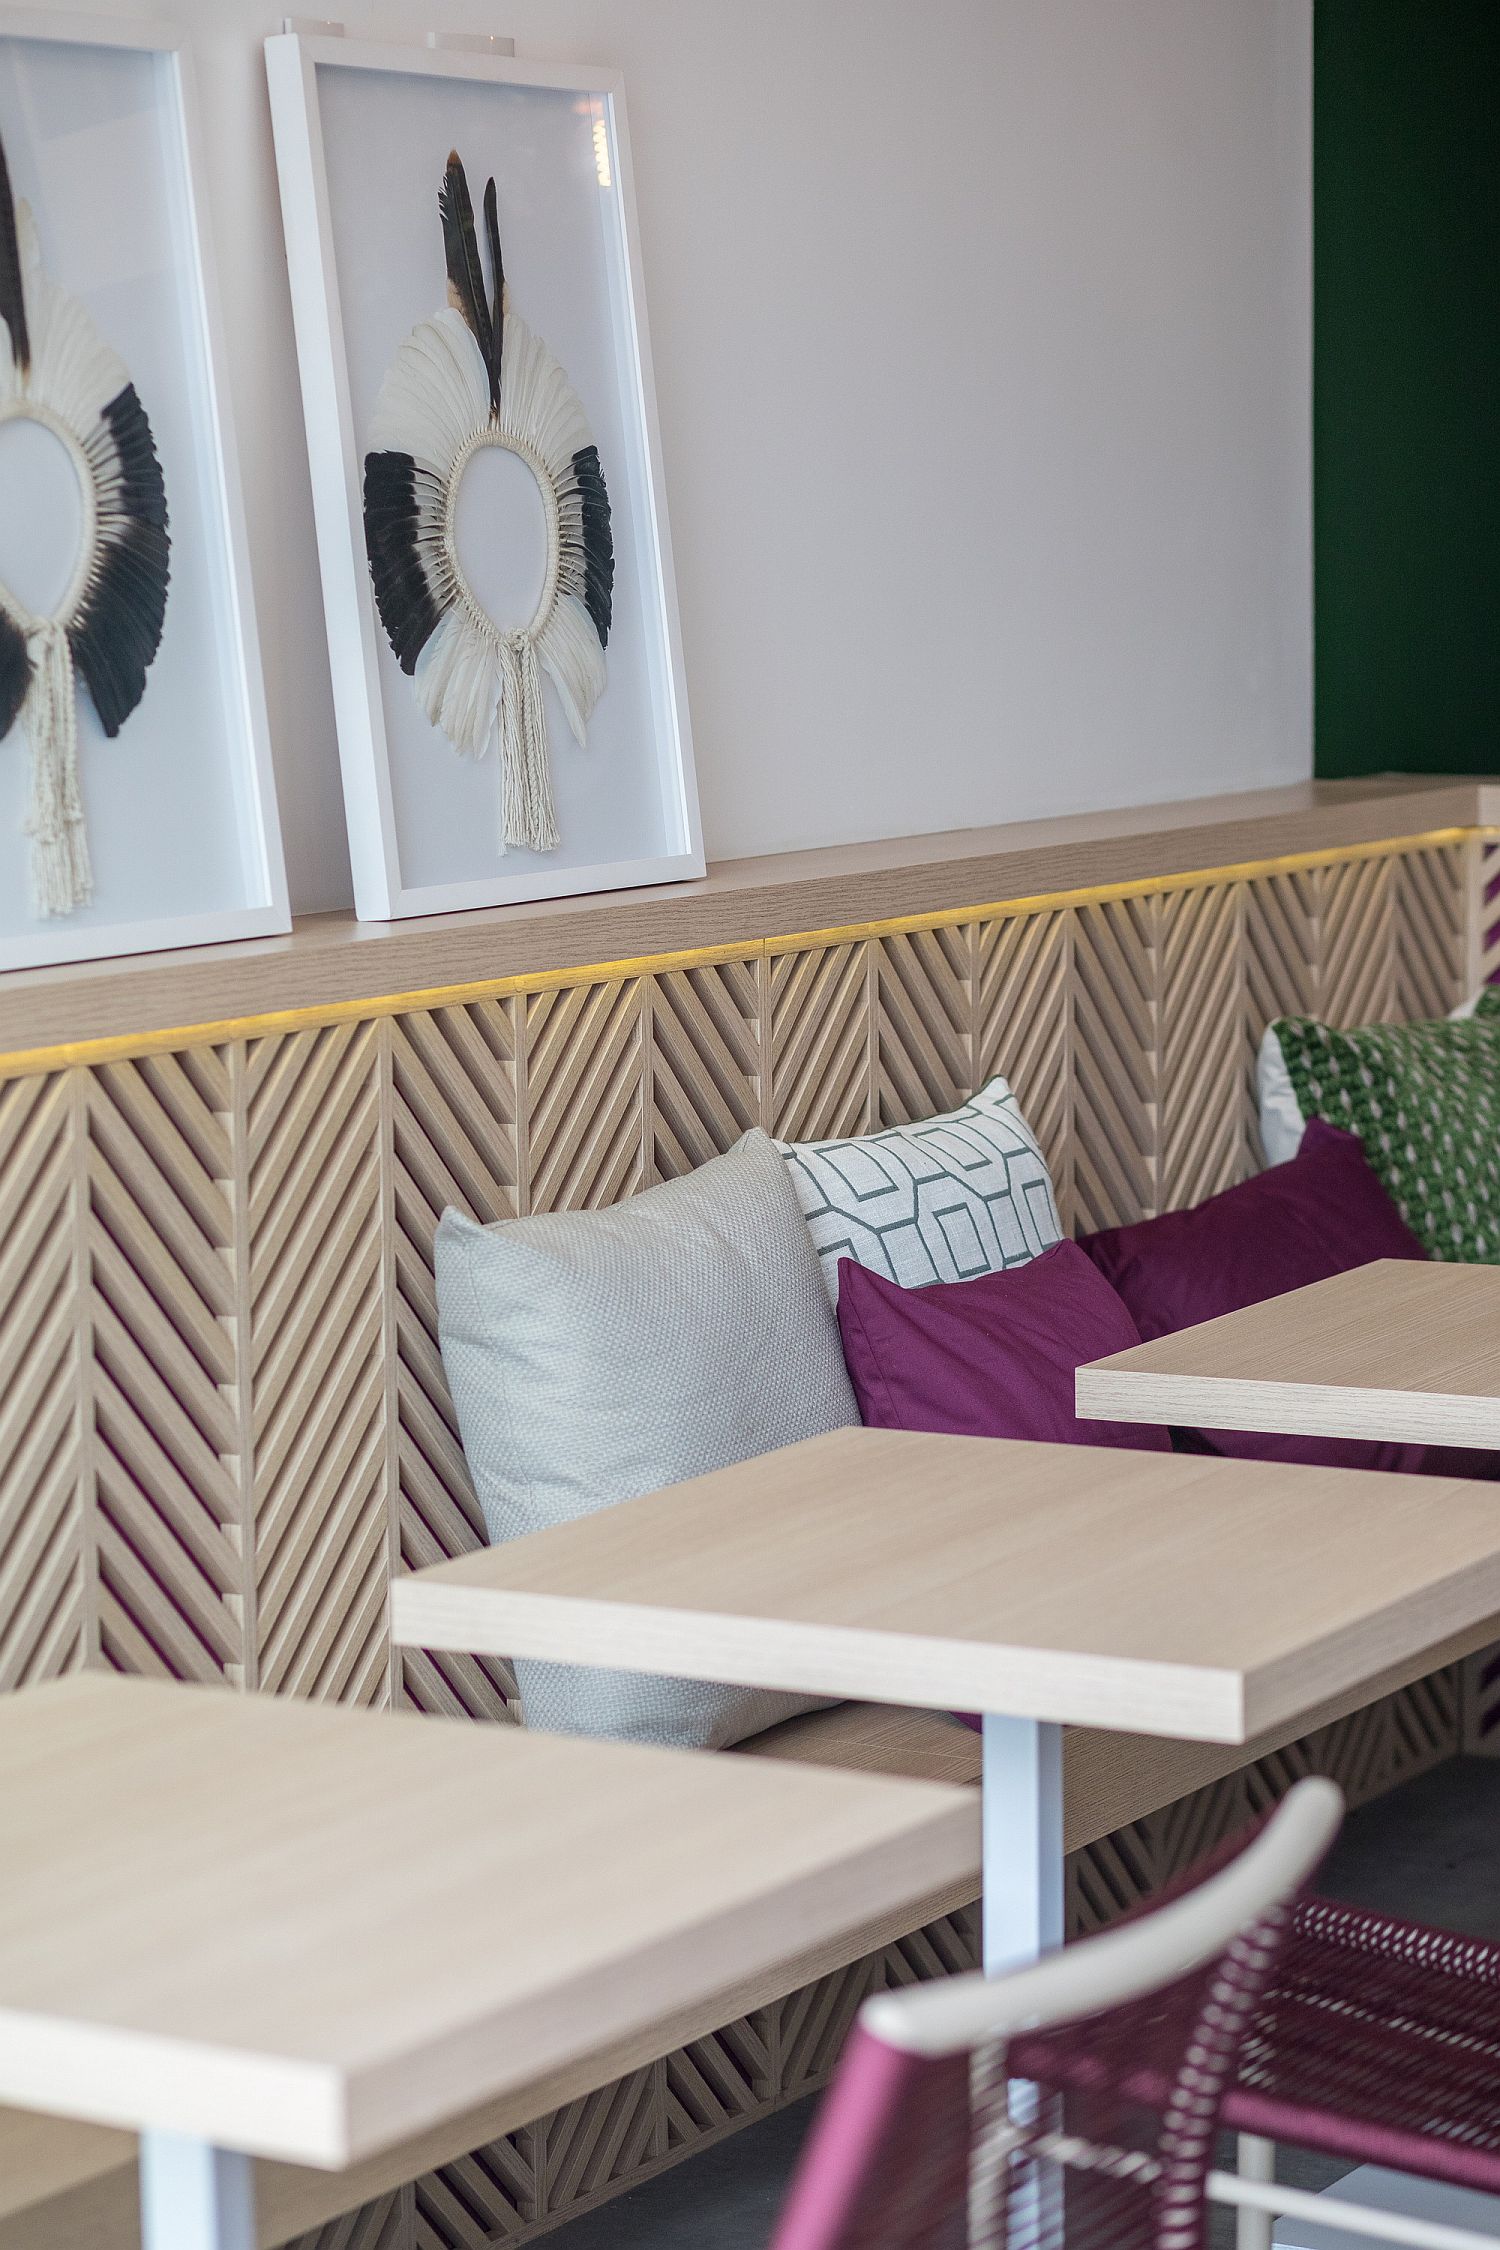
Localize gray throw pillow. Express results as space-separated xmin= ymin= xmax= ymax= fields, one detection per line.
xmin=435 ymin=1128 xmax=857 ymax=1749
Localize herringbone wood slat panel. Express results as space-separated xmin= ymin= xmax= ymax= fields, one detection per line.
xmin=648 ymin=959 xmax=762 ymax=1181
xmin=1392 ymin=847 xmax=1467 ymax=1022
xmin=767 ymin=942 xmax=871 ymax=1141
xmin=525 ymin=981 xmax=644 ymax=1213
xmin=1244 ymin=870 xmax=1319 ymax=1036
xmin=976 ymin=911 xmax=1071 ymax=1228
xmin=1159 ymin=882 xmax=1244 ymax=1212
xmin=0 ymin=1072 xmax=84 ymax=1687
xmin=773 ymin=1954 xmax=882 ymax=2103
xmin=1319 ymin=854 xmax=1397 ymax=1027
xmin=296 ymin=2189 xmax=413 ymax=2250
xmin=389 ymin=1005 xmax=520 ymax=1723
xmin=873 ymin=926 xmax=973 ymax=1128
xmin=246 ymin=1025 xmax=387 ymax=1706
xmin=415 ymin=2137 xmax=538 ymax=2249
xmin=664 ymin=2018 xmax=773 ymax=2148
xmin=1481 ymin=841 xmax=1500 ymax=988
xmin=1463 ymin=1643 xmax=1500 ymax=1755
xmin=1071 ymin=896 xmax=1159 ymax=1232
xmin=86 ymin=1052 xmax=244 ymax=1684
xmin=1243 ymin=871 xmax=1321 ymax=1166
xmin=0 ymin=834 xmax=1490 ymax=2250
xmin=535 ymin=2067 xmax=663 ymax=2222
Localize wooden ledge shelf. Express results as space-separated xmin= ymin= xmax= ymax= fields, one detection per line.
xmin=0 ymin=776 xmax=1492 ymax=1068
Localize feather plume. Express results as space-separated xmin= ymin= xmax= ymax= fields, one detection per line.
xmin=67 ymin=384 xmax=170 ymax=736
xmin=0 ymin=131 xmax=30 ymax=375
xmin=439 ymin=151 xmax=497 ymax=415
xmin=0 ymin=607 xmax=30 ymax=739
xmin=483 ymin=174 xmax=505 ymax=408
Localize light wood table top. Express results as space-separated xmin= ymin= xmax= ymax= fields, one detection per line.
xmin=391 ymin=1426 xmax=1500 ymax=1746
xmin=0 ymin=1674 xmax=975 ymax=2170
xmin=1076 ymin=1260 xmax=1500 ymax=1449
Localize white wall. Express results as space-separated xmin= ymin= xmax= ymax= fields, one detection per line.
xmin=66 ymin=0 xmax=1310 ymax=910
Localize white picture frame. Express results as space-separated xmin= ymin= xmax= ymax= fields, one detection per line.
xmin=0 ymin=10 xmax=288 ymax=973
xmin=266 ymin=31 xmax=704 ymax=923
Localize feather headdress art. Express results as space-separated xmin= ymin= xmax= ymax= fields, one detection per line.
xmin=0 ymin=131 xmax=170 ymax=917
xmin=363 ymin=152 xmax=613 ymax=855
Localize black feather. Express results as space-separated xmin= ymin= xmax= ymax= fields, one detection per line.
xmin=483 ymin=174 xmax=504 ymax=411
xmin=0 ymin=606 xmax=30 ymax=740
xmin=439 ymin=151 xmax=497 ymax=414
xmin=0 ymin=130 xmax=29 ymax=375
xmin=67 ymin=386 xmax=170 ymax=736
xmin=364 ymin=449 xmax=443 ymax=672
xmin=571 ymin=445 xmax=614 ymax=645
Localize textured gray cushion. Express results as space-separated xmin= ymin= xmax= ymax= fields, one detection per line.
xmin=777 ymin=1075 xmax=1063 ymax=1304
xmin=435 ymin=1128 xmax=857 ymax=1749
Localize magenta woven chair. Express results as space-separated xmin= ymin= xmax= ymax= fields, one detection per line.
xmin=1218 ymin=1895 xmax=1500 ymax=2248
xmin=769 ymin=1776 xmax=1343 ymax=2250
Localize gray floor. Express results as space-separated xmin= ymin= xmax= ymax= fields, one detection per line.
xmin=546 ymin=1757 xmax=1500 ymax=2249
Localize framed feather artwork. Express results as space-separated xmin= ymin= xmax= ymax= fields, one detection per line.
xmin=267 ymin=32 xmax=703 ymax=922
xmin=0 ymin=13 xmax=287 ymax=972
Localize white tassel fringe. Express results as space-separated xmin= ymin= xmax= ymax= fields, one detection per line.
xmin=23 ymin=618 xmax=92 ymax=917
xmin=499 ymin=633 xmax=559 ymax=854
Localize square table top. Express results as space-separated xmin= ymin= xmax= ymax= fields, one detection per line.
xmin=1076 ymin=1260 xmax=1500 ymax=1449
xmin=391 ymin=1425 xmax=1500 ymax=1747
xmin=0 ymin=1674 xmax=975 ymax=2169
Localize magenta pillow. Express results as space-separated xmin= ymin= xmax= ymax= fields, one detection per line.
xmin=835 ymin=1240 xmax=1171 ymax=1452
xmin=1079 ymin=1118 xmax=1426 ymax=1341
xmin=1079 ymin=1118 xmax=1497 ymax=1480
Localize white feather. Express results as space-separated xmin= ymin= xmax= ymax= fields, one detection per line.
xmin=1 ymin=202 xmax=127 ymax=426
xmin=368 ymin=307 xmax=489 ymax=475
xmin=413 ymin=605 xmax=499 ymax=756
xmin=537 ymin=591 xmax=607 ymax=748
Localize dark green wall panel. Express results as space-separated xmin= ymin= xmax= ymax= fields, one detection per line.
xmin=1315 ymin=0 xmax=1499 ymax=777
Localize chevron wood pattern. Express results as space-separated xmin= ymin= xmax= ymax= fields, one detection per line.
xmin=1159 ymin=882 xmax=1244 ymax=1213
xmin=246 ymin=1025 xmax=388 ymax=1707
xmin=389 ymin=1004 xmax=520 ymax=1724
xmin=873 ymin=926 xmax=973 ymax=1129
xmin=86 ymin=1050 xmax=245 ymax=1685
xmin=0 ymin=828 xmax=1490 ymax=2250
xmin=648 ymin=958 xmax=762 ymax=1181
xmin=525 ymin=980 xmax=644 ymax=1214
xmin=767 ymin=940 xmax=871 ymax=1141
xmin=1319 ymin=853 xmax=1398 ymax=1028
xmin=976 ymin=910 xmax=1072 ymax=1228
xmin=1392 ymin=847 xmax=1468 ymax=1022
xmin=1482 ymin=840 xmax=1500 ymax=989
xmin=1071 ymin=895 xmax=1160 ymax=1232
xmin=291 ymin=2189 xmax=413 ymax=2250
xmin=0 ymin=1071 xmax=85 ymax=1688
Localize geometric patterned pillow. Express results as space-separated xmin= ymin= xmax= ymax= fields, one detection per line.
xmin=776 ymin=1075 xmax=1063 ymax=1304
xmin=1273 ymin=987 xmax=1500 ymax=1261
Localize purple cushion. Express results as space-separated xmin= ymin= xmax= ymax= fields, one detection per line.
xmin=835 ymin=1239 xmax=1171 ymax=1452
xmin=1080 ymin=1119 xmax=1427 ymax=1341
xmin=1079 ymin=1119 xmax=1497 ymax=1480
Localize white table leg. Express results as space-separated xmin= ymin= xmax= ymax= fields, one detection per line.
xmin=983 ymin=1715 xmax=1065 ymax=2241
xmin=982 ymin=1712 xmax=1065 ymax=1974
xmin=140 ymin=2133 xmax=256 ymax=2250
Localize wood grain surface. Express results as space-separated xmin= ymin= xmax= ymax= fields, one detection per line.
xmin=393 ymin=1426 xmax=1500 ymax=1743
xmin=0 ymin=779 xmax=1482 ymax=1063
xmin=0 ymin=1676 xmax=976 ymax=2167
xmin=1078 ymin=1261 xmax=1500 ymax=1446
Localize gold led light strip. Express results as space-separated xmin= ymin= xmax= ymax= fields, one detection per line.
xmin=1 ymin=824 xmax=1489 ymax=1081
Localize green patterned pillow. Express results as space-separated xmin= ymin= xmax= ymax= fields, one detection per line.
xmin=1273 ymin=989 xmax=1500 ymax=1261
